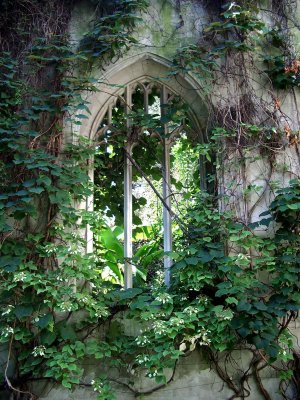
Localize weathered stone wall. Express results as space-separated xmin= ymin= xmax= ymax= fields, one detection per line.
xmin=33 ymin=315 xmax=300 ymax=399
xmin=35 ymin=1 xmax=300 ymax=399
xmin=34 ymin=351 xmax=285 ymax=400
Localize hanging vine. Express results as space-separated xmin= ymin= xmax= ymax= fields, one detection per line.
xmin=0 ymin=1 xmax=299 ymax=399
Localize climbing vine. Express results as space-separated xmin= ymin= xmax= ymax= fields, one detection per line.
xmin=0 ymin=1 xmax=299 ymax=400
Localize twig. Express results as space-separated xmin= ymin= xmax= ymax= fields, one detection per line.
xmin=124 ymin=149 xmax=189 ymax=235
xmin=5 ymin=325 xmax=37 ymax=400
xmin=252 ymin=353 xmax=272 ymax=400
xmin=109 ymin=360 xmax=178 ymax=397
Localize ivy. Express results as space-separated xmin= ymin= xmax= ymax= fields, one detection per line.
xmin=0 ymin=1 xmax=299 ymax=399
xmin=80 ymin=0 xmax=148 ymax=69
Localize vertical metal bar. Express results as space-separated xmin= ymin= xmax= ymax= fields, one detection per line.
xmin=107 ymin=104 xmax=112 ymax=125
xmin=161 ymin=86 xmax=172 ymax=286
xmin=199 ymin=154 xmax=207 ymax=191
xmin=124 ymin=143 xmax=133 ymax=288
xmin=144 ymin=88 xmax=149 ymax=114
xmin=86 ymin=155 xmax=94 ymax=254
xmin=124 ymin=85 xmax=133 ymax=289
xmin=163 ymin=139 xmax=172 ymax=286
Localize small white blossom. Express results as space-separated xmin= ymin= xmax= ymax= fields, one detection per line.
xmin=184 ymin=306 xmax=197 ymax=316
xmin=13 ymin=272 xmax=27 ymax=282
xmin=1 ymin=326 xmax=14 ymax=338
xmin=135 ymin=335 xmax=150 ymax=346
xmin=153 ymin=321 xmax=165 ymax=336
xmin=155 ymin=293 xmax=172 ymax=304
xmin=32 ymin=345 xmax=46 ymax=357
xmin=136 ymin=354 xmax=150 ymax=365
xmin=58 ymin=301 xmax=73 ymax=312
xmin=2 ymin=305 xmax=14 ymax=316
xmin=147 ymin=370 xmax=158 ymax=378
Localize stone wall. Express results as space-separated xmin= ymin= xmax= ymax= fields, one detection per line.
xmin=32 ymin=314 xmax=300 ymax=399
xmin=32 ymin=1 xmax=300 ymax=399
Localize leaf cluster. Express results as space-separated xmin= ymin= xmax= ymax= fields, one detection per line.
xmin=0 ymin=1 xmax=299 ymax=399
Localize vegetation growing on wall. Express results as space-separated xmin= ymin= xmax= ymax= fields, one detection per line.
xmin=0 ymin=0 xmax=299 ymax=399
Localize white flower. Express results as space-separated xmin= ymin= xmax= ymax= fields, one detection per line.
xmin=179 ymin=342 xmax=187 ymax=352
xmin=2 ymin=305 xmax=14 ymax=316
xmin=147 ymin=369 xmax=158 ymax=378
xmin=58 ymin=302 xmax=73 ymax=312
xmin=136 ymin=354 xmax=150 ymax=365
xmin=32 ymin=345 xmax=46 ymax=357
xmin=13 ymin=272 xmax=27 ymax=282
xmin=155 ymin=293 xmax=172 ymax=304
xmin=153 ymin=321 xmax=164 ymax=336
xmin=135 ymin=335 xmax=150 ymax=346
xmin=1 ymin=326 xmax=14 ymax=338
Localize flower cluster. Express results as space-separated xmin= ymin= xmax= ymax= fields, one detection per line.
xmin=155 ymin=292 xmax=172 ymax=304
xmin=32 ymin=345 xmax=46 ymax=357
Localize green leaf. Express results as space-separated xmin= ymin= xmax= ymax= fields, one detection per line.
xmin=58 ymin=324 xmax=77 ymax=341
xmin=14 ymin=305 xmax=34 ymax=319
xmin=23 ymin=180 xmax=35 ymax=188
xmin=62 ymin=379 xmax=72 ymax=389
xmin=37 ymin=175 xmax=52 ymax=186
xmin=100 ymin=228 xmax=123 ymax=259
xmin=287 ymin=203 xmax=300 ymax=210
xmin=40 ymin=331 xmax=57 ymax=346
xmin=36 ymin=313 xmax=54 ymax=329
xmin=105 ymin=261 xmax=122 ymax=280
xmin=186 ymin=257 xmax=199 ymax=265
xmin=16 ymin=190 xmax=28 ymax=196
xmin=28 ymin=187 xmax=44 ymax=194
xmin=253 ymin=301 xmax=268 ymax=311
xmin=236 ymin=302 xmax=251 ymax=312
xmin=197 ymin=250 xmax=214 ymax=262
xmin=76 ymin=114 xmax=89 ymax=119
xmin=226 ymin=297 xmax=238 ymax=305
xmin=110 ymin=288 xmax=143 ymax=301
xmin=0 ymin=256 xmax=21 ymax=272
xmin=237 ymin=327 xmax=250 ymax=338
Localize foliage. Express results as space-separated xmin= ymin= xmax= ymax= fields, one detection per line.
xmin=0 ymin=1 xmax=299 ymax=400
xmin=263 ymin=55 xmax=300 ymax=89
xmin=79 ymin=0 xmax=148 ymax=69
xmin=172 ymin=1 xmax=265 ymax=78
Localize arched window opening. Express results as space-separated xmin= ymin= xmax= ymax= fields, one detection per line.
xmin=93 ymin=79 xmax=203 ymax=289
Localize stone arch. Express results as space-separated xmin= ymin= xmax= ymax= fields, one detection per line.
xmin=82 ymin=53 xmax=209 ymax=285
xmin=79 ymin=53 xmax=208 ymax=141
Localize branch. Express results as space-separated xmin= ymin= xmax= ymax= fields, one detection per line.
xmin=109 ymin=360 xmax=178 ymax=397
xmin=5 ymin=327 xmax=37 ymax=400
xmin=124 ymin=149 xmax=189 ymax=235
xmin=207 ymin=349 xmax=242 ymax=398
xmin=252 ymin=352 xmax=272 ymax=400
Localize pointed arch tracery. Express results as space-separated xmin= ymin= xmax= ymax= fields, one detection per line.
xmin=81 ymin=54 xmax=208 ymax=288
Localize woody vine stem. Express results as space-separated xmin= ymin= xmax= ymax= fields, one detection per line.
xmin=0 ymin=0 xmax=300 ymax=399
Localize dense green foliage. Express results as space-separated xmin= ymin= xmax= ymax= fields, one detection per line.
xmin=0 ymin=1 xmax=299 ymax=399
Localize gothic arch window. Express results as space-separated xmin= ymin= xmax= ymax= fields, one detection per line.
xmin=82 ymin=55 xmax=208 ymax=289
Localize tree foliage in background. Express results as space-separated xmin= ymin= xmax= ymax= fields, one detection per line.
xmin=0 ymin=1 xmax=299 ymax=400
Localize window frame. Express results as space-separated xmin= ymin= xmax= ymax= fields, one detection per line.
xmin=80 ymin=54 xmax=208 ymax=288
